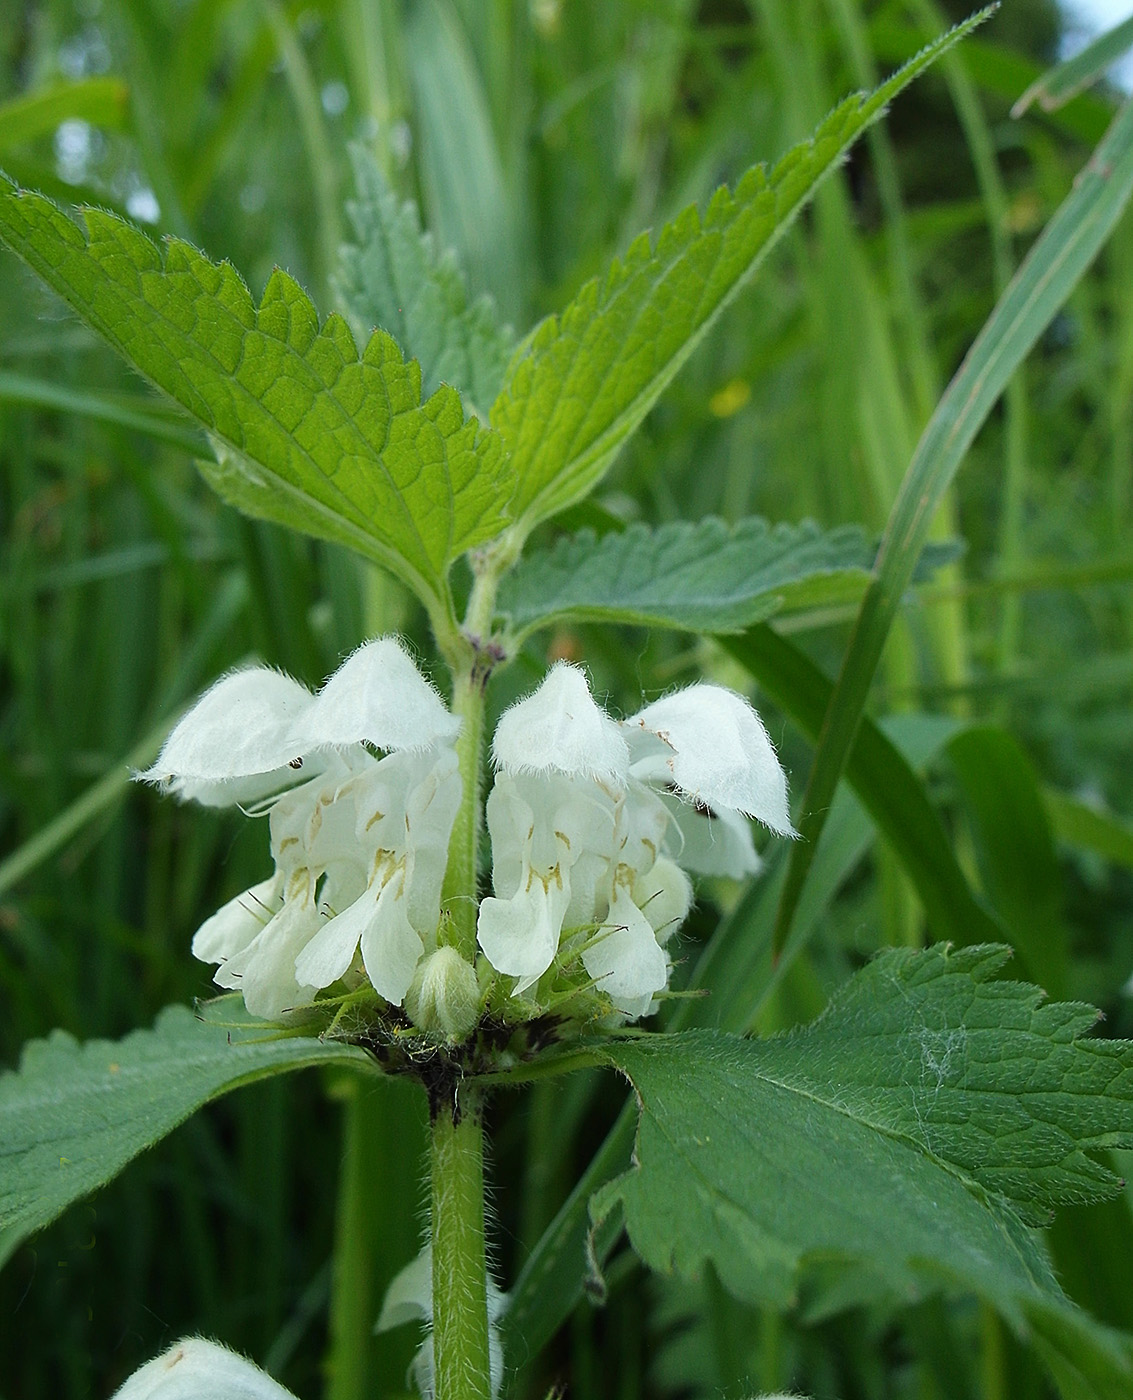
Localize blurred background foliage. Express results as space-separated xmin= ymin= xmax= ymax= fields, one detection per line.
xmin=2 ymin=0 xmax=1133 ymax=1396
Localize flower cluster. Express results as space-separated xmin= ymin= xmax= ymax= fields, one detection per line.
xmin=139 ymin=638 xmax=462 ymax=1020
xmin=143 ymin=641 xmax=792 ymax=1028
xmin=477 ymin=664 xmax=794 ymax=1018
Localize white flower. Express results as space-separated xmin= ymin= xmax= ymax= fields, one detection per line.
xmin=621 ymin=683 xmax=795 ymax=878
xmin=293 ymin=747 xmax=462 ymax=1005
xmin=477 ymin=666 xmax=622 ymax=993
xmin=376 ymin=1245 xmax=506 ymax=1399
xmin=476 ymin=666 xmax=792 ymax=1018
xmin=111 ymin=1337 xmax=298 ymax=1400
xmin=140 ymin=639 xmax=462 ymax=1017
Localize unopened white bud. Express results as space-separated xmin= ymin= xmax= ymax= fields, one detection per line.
xmin=111 ymin=1338 xmax=298 ymax=1400
xmin=404 ymin=946 xmax=480 ymax=1038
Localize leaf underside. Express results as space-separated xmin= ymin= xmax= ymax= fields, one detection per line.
xmin=0 ymin=175 xmax=514 ymax=611
xmin=0 ymin=1004 xmax=373 ymax=1268
xmin=497 ymin=517 xmax=875 ymax=637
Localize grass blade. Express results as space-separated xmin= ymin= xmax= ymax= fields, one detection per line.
xmin=773 ymin=94 xmax=1133 ymax=958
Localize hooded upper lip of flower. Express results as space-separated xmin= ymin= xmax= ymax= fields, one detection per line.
xmin=137 ymin=636 xmax=461 ymax=806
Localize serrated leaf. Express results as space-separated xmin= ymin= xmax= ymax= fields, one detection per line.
xmin=496 ymin=517 xmax=874 ymax=638
xmin=0 ymin=177 xmax=515 ymax=615
xmin=335 ymin=146 xmax=514 ymax=418
xmin=596 ymin=945 xmax=1133 ymax=1322
xmin=491 ymin=14 xmax=989 ymax=533
xmin=0 ymin=1004 xmax=374 ymax=1268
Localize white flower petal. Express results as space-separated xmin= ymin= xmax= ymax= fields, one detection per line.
xmin=632 ymin=857 xmax=693 ymax=944
xmin=401 ymin=749 xmax=463 ymax=934
xmin=662 ymin=797 xmax=762 ymax=879
xmin=293 ymin=898 xmax=367 ymax=989
xmin=111 ymin=1337 xmax=298 ymax=1400
xmin=492 ymin=664 xmax=628 ymax=781
xmin=477 ymin=874 xmax=571 ymax=992
xmin=214 ymin=893 xmax=321 ymax=1018
xmin=358 ymin=876 xmax=427 ymax=1004
xmin=375 ymin=1246 xmax=433 ymax=1332
xmin=298 ymin=637 xmax=460 ymax=753
xmin=630 ymin=684 xmax=795 ymax=836
xmin=138 ymin=669 xmax=314 ymax=803
xmin=191 ymin=875 xmax=284 ymax=965
xmin=582 ymin=882 xmax=669 ymax=1014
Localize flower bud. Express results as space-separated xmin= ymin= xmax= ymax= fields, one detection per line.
xmin=404 ymin=946 xmax=480 ymax=1039
xmin=111 ymin=1338 xmax=298 ymax=1400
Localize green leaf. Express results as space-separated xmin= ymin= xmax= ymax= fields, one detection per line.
xmin=0 ymin=368 xmax=205 ymax=453
xmin=335 ymin=145 xmax=514 ymax=418
xmin=0 ymin=177 xmax=514 ymax=618
xmin=0 ymin=78 xmax=129 ymax=153
xmin=497 ymin=517 xmax=874 ymax=639
xmin=490 ymin=13 xmax=990 ymax=534
xmin=0 ymin=1004 xmax=374 ymax=1268
xmin=774 ymin=92 xmax=1133 ymax=960
xmin=948 ymin=726 xmax=1068 ymax=998
xmin=1045 ymin=788 xmax=1133 ymax=871
xmin=596 ymin=945 xmax=1133 ymax=1321
xmin=504 ymin=714 xmax=969 ymax=1373
xmin=1012 ymin=15 xmax=1133 ymax=115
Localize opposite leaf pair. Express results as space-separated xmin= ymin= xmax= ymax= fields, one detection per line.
xmin=141 ymin=640 xmax=793 ymax=1026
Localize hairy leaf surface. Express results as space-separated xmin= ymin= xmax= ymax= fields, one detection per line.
xmin=0 ymin=177 xmax=513 ymax=612
xmin=491 ymin=15 xmax=987 ymax=532
xmin=497 ymin=517 xmax=873 ymax=636
xmin=335 ymin=147 xmax=513 ymax=417
xmin=596 ymin=945 xmax=1133 ymax=1319
xmin=0 ymin=1005 xmax=373 ymax=1267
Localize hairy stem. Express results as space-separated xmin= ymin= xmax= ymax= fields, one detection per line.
xmin=440 ymin=548 xmax=511 ymax=961
xmin=431 ymin=1087 xmax=491 ymax=1400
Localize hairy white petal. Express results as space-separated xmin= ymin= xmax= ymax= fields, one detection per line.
xmin=632 ymin=857 xmax=693 ymax=944
xmin=583 ymin=883 xmax=669 ymax=1015
xmin=662 ymin=797 xmax=762 ymax=879
xmin=138 ymin=669 xmax=313 ymax=800
xmin=292 ymin=897 xmax=368 ymax=989
xmin=191 ymin=875 xmax=283 ymax=965
xmin=477 ymin=874 xmax=571 ymax=992
xmin=376 ymin=1247 xmax=433 ymax=1331
xmin=111 ymin=1337 xmax=298 ymax=1400
xmin=629 ymin=684 xmax=795 ymax=836
xmin=492 ymin=663 xmax=627 ymax=781
xmin=359 ymin=875 xmax=427 ymax=1004
xmin=214 ymin=891 xmax=321 ymax=1019
xmin=401 ymin=749 xmax=463 ymax=934
xmin=298 ymin=637 xmax=460 ymax=752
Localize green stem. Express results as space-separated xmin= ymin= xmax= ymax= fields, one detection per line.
xmin=431 ymin=1087 xmax=491 ymax=1400
xmin=440 ymin=548 xmax=513 ymax=960
xmin=443 ymin=665 xmax=487 ymax=962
